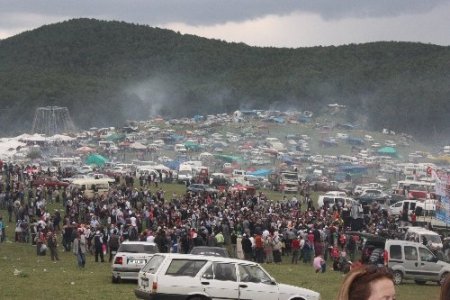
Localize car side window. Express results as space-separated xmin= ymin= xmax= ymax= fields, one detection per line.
xmin=201 ymin=265 xmax=214 ymax=280
xmin=141 ymin=255 xmax=164 ymax=273
xmin=213 ymin=263 xmax=237 ymax=281
xmin=389 ymin=245 xmax=402 ymax=260
xmin=419 ymin=247 xmax=435 ymax=262
xmin=404 ymin=246 xmax=418 ymax=261
xmin=165 ymin=259 xmax=207 ymax=277
xmin=238 ymin=264 xmax=272 ymax=284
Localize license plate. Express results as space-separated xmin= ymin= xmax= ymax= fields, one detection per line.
xmin=129 ymin=259 xmax=145 ymax=264
xmin=141 ymin=279 xmax=149 ymax=288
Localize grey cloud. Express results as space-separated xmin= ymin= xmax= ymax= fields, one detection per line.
xmin=0 ymin=0 xmax=448 ymax=27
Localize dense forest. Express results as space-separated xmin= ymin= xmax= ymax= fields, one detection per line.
xmin=0 ymin=18 xmax=449 ymax=139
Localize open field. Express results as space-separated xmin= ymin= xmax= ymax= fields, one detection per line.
xmin=0 ymin=188 xmax=442 ymax=300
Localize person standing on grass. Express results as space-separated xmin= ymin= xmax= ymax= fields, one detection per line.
xmin=291 ymin=236 xmax=301 ymax=264
xmin=73 ymin=229 xmax=87 ymax=268
xmin=93 ymin=229 xmax=105 ymax=262
xmin=47 ymin=231 xmax=59 ymax=262
xmin=108 ymin=229 xmax=120 ymax=262
xmin=0 ymin=215 xmax=4 ymax=242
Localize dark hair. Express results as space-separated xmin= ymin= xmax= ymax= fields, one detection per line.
xmin=337 ymin=265 xmax=394 ymax=300
xmin=441 ymin=275 xmax=450 ymax=300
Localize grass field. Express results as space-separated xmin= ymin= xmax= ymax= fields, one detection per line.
xmin=0 ymin=219 xmax=442 ymax=298
xmin=0 ymin=183 xmax=442 ymax=300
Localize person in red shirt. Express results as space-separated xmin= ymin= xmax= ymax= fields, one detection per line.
xmin=291 ymin=237 xmax=301 ymax=264
xmin=411 ymin=211 xmax=417 ymax=226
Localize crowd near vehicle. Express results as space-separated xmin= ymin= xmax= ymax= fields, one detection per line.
xmin=69 ymin=178 xmax=111 ymax=199
xmin=189 ymin=246 xmax=230 ymax=258
xmin=135 ymin=253 xmax=321 ymax=300
xmin=112 ymin=241 xmax=159 ymax=283
xmin=268 ymin=171 xmax=299 ymax=192
xmin=360 ymin=234 xmax=450 ymax=285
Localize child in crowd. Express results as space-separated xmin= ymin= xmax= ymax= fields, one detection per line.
xmin=313 ymin=254 xmax=326 ymax=273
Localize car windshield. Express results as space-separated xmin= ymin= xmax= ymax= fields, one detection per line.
xmin=118 ymin=244 xmax=158 ymax=254
xmin=423 ymin=234 xmax=441 ymax=244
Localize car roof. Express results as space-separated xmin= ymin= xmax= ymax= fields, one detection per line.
xmin=121 ymin=241 xmax=157 ymax=245
xmin=153 ymin=253 xmax=258 ymax=265
xmin=385 ymin=239 xmax=431 ymax=247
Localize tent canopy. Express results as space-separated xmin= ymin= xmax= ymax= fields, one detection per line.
xmin=377 ymin=146 xmax=397 ymax=156
xmin=248 ymin=169 xmax=272 ymax=177
xmin=85 ymin=154 xmax=108 ymax=166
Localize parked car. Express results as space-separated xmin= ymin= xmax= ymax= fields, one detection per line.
xmin=187 ymin=184 xmax=218 ymax=194
xmin=31 ymin=176 xmax=70 ymax=188
xmin=135 ymin=253 xmax=320 ymax=300
xmin=190 ymin=246 xmax=230 ymax=258
xmin=112 ymin=241 xmax=159 ymax=283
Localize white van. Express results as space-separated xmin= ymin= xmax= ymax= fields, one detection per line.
xmin=317 ymin=191 xmax=357 ymax=209
xmin=389 ymin=200 xmax=419 ymax=216
xmin=69 ymin=178 xmax=111 ymax=199
xmin=404 ymin=227 xmax=443 ymax=250
xmin=389 ymin=200 xmax=436 ymax=217
xmin=361 ymin=235 xmax=450 ymax=285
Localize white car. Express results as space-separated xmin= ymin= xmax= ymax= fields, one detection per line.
xmin=112 ymin=241 xmax=159 ymax=283
xmin=135 ymin=253 xmax=320 ymax=300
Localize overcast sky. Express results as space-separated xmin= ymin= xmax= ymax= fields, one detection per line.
xmin=1 ymin=0 xmax=449 ymax=47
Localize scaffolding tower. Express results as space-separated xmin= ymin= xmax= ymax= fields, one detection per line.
xmin=32 ymin=106 xmax=76 ymax=135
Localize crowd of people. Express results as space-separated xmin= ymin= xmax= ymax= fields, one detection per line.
xmin=0 ymin=161 xmax=404 ymax=268
xmin=3 ymin=162 xmax=450 ymax=299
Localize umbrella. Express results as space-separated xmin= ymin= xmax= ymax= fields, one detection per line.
xmin=85 ymin=154 xmax=108 ymax=166
xmin=76 ymin=146 xmax=95 ymax=153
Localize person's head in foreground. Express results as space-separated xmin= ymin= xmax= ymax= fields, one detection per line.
xmin=441 ymin=274 xmax=450 ymax=300
xmin=336 ymin=265 xmax=396 ymax=300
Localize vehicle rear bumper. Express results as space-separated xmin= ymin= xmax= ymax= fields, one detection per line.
xmin=112 ymin=268 xmax=141 ymax=280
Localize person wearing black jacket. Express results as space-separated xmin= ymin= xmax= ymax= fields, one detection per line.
xmin=241 ymin=234 xmax=253 ymax=261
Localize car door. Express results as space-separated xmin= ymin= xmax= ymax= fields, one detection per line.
xmin=418 ymin=246 xmax=443 ymax=281
xmin=201 ymin=262 xmax=240 ymax=300
xmin=237 ymin=264 xmax=278 ymax=300
xmin=403 ymin=245 xmax=421 ymax=280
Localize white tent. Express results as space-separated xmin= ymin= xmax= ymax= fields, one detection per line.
xmin=0 ymin=138 xmax=27 ymax=160
xmin=48 ymin=134 xmax=76 ymax=142
xmin=129 ymin=142 xmax=147 ymax=150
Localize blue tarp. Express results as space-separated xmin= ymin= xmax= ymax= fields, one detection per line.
xmin=338 ymin=165 xmax=368 ymax=174
xmin=248 ymin=169 xmax=272 ymax=177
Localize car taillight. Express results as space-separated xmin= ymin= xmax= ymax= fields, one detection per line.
xmin=152 ymin=281 xmax=157 ymax=293
xmin=114 ymin=256 xmax=123 ymax=265
xmin=384 ymin=249 xmax=388 ymax=266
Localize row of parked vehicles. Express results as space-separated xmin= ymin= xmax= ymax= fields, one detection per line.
xmin=111 ymin=241 xmax=320 ymax=300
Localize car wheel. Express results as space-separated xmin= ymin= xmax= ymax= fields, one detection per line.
xmin=111 ymin=275 xmax=120 ymax=284
xmin=439 ymin=273 xmax=448 ymax=285
xmin=414 ymin=280 xmax=426 ymax=285
xmin=393 ymin=271 xmax=403 ymax=285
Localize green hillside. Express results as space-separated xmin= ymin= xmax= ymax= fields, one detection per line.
xmin=0 ymin=18 xmax=449 ymax=139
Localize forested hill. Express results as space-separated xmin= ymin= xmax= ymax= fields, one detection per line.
xmin=0 ymin=18 xmax=449 ymax=139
